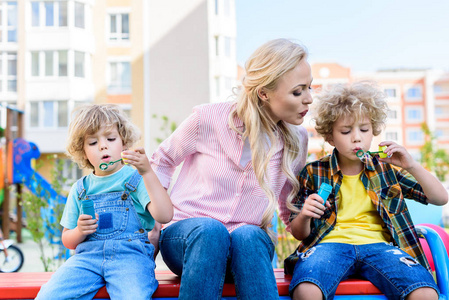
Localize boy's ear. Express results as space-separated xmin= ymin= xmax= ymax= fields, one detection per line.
xmin=257 ymin=88 xmax=269 ymax=101
xmin=326 ymin=135 xmax=335 ymax=146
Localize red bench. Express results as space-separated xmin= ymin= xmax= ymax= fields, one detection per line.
xmin=1 ymin=225 xmax=446 ymax=299
xmin=0 ymin=269 xmax=383 ymax=299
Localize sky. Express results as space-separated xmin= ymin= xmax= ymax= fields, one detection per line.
xmin=235 ymin=0 xmax=449 ymax=72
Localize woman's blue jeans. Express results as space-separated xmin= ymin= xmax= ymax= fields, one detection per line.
xmin=159 ymin=218 xmax=279 ymax=300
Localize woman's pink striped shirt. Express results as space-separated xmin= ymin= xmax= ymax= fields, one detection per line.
xmin=150 ymin=102 xmax=308 ymax=232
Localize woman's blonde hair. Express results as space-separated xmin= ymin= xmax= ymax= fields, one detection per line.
xmin=314 ymin=81 xmax=388 ymax=141
xmin=66 ymin=104 xmax=140 ymax=169
xmin=229 ymin=38 xmax=308 ymax=241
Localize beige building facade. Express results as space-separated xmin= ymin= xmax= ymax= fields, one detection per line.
xmin=1 ymin=0 xmax=237 ymax=183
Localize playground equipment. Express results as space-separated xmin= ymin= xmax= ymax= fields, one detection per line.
xmin=0 ymin=106 xmax=68 ymax=259
xmin=9 ymin=138 xmax=67 ymax=244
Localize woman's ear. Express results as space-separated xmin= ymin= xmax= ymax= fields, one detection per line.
xmin=257 ymin=88 xmax=269 ymax=101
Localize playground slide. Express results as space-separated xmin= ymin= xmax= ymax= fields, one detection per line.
xmin=10 ymin=138 xmax=66 ymax=204
xmin=9 ymin=138 xmax=67 ymax=243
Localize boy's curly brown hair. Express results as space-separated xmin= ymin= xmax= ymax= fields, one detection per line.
xmin=314 ymin=81 xmax=388 ymax=142
xmin=66 ymin=104 xmax=140 ymax=169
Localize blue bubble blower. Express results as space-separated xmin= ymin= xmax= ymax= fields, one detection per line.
xmin=81 ymin=199 xmax=96 ymax=219
xmin=317 ymin=182 xmax=332 ymax=205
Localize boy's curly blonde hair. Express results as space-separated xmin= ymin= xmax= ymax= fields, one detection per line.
xmin=66 ymin=104 xmax=140 ymax=169
xmin=314 ymin=81 xmax=388 ymax=141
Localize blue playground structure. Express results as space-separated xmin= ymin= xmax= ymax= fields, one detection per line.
xmin=10 ymin=138 xmax=68 ymax=257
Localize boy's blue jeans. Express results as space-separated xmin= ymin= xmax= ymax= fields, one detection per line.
xmin=160 ymin=217 xmax=279 ymax=300
xmin=289 ymin=242 xmax=439 ymax=300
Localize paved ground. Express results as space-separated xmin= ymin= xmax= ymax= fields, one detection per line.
xmin=8 ymin=229 xmax=168 ymax=273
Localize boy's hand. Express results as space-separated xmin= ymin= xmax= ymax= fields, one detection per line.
xmin=378 ymin=141 xmax=416 ymax=170
xmin=77 ymin=213 xmax=98 ymax=236
xmin=300 ymin=194 xmax=329 ymax=219
xmin=122 ymin=148 xmax=152 ymax=175
xmin=148 ymin=221 xmax=161 ymax=259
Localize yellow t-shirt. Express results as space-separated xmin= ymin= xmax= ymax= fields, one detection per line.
xmin=321 ymin=172 xmax=390 ymax=244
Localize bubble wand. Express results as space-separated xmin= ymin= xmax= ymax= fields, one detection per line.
xmin=356 ymin=146 xmax=388 ymax=159
xmin=99 ymin=158 xmax=123 ymax=171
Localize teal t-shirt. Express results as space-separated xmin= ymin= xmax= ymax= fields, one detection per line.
xmin=60 ymin=165 xmax=154 ymax=231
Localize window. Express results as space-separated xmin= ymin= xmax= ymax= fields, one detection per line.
xmin=215 ymin=77 xmax=220 ymax=97
xmin=387 ymin=110 xmax=397 ymax=120
xmin=45 ymin=2 xmax=54 ymax=26
xmin=0 ymin=58 xmax=2 ymax=92
xmin=406 ymin=107 xmax=423 ymax=122
xmin=385 ymin=131 xmax=398 ymax=141
xmin=407 ymin=129 xmax=424 ymax=144
xmin=43 ymin=101 xmax=55 ymax=127
xmin=215 ymin=0 xmax=219 ymax=15
xmin=31 ymin=50 xmax=70 ymax=77
xmin=1 ymin=52 xmax=17 ymax=92
xmin=74 ymin=2 xmax=85 ymax=28
xmin=58 ymin=100 xmax=68 ymax=127
xmin=59 ymin=1 xmax=67 ymax=27
xmin=108 ymin=13 xmax=129 ymax=41
xmin=31 ymin=1 xmax=68 ymax=27
xmin=108 ymin=61 xmax=131 ymax=93
xmin=1 ymin=2 xmax=18 ymax=43
xmin=58 ymin=50 xmax=68 ymax=76
xmin=224 ymin=0 xmax=231 ymax=16
xmin=31 ymin=2 xmax=40 ymax=27
xmin=0 ymin=5 xmax=2 ymax=43
xmin=7 ymin=2 xmax=17 ymax=42
xmin=224 ymin=37 xmax=231 ymax=57
xmin=406 ymin=86 xmax=422 ymax=101
xmin=59 ymin=159 xmax=83 ymax=188
xmin=215 ymin=36 xmax=219 ymax=56
xmin=31 ymin=51 xmax=40 ymax=76
xmin=29 ymin=100 xmax=69 ymax=129
xmin=30 ymin=102 xmax=39 ymax=127
xmin=74 ymin=51 xmax=85 ymax=77
xmin=434 ymin=85 xmax=442 ymax=95
xmin=7 ymin=52 xmax=16 ymax=91
xmin=384 ymin=88 xmax=396 ymax=98
xmin=45 ymin=51 xmax=53 ymax=76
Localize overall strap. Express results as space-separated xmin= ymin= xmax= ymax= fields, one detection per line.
xmin=76 ymin=176 xmax=87 ymax=200
xmin=124 ymin=170 xmax=142 ymax=192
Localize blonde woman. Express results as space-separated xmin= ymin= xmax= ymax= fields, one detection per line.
xmin=150 ymin=38 xmax=312 ymax=299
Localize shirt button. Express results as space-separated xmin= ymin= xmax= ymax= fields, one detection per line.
xmin=128 ymin=239 xmax=132 ymax=242
xmin=139 ymin=229 xmax=145 ymax=233
xmin=126 ymin=208 xmax=129 ymax=211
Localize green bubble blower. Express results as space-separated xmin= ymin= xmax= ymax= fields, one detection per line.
xmin=99 ymin=158 xmax=123 ymax=171
xmin=356 ymin=146 xmax=388 ymax=159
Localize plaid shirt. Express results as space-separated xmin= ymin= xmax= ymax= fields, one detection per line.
xmin=284 ymin=149 xmax=431 ymax=274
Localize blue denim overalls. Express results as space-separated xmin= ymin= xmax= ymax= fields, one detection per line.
xmin=36 ymin=170 xmax=158 ymax=300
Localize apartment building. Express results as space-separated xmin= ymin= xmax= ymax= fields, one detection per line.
xmin=0 ymin=0 xmax=237 ymax=182
xmin=306 ymin=63 xmax=449 ymax=163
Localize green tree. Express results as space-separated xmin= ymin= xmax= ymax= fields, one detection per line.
xmin=152 ymin=114 xmax=177 ymax=144
xmin=420 ymin=123 xmax=449 ymax=182
xmin=22 ymin=158 xmax=70 ymax=271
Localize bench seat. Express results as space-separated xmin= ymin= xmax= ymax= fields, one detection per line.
xmin=0 ymin=269 xmax=382 ymax=299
